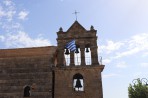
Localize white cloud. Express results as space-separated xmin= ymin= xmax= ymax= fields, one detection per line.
xmin=2 ymin=22 xmax=22 ymax=33
xmin=116 ymin=61 xmax=127 ymax=68
xmin=114 ymin=33 xmax=148 ymax=59
xmin=132 ymin=72 xmax=148 ymax=79
xmin=0 ymin=0 xmax=16 ymax=22
xmin=103 ymin=73 xmax=119 ymax=78
xmin=3 ymin=0 xmax=12 ymax=6
xmin=142 ymin=52 xmax=148 ymax=57
xmin=6 ymin=10 xmax=16 ymax=21
xmin=100 ymin=33 xmax=148 ymax=59
xmin=141 ymin=63 xmax=148 ymax=68
xmin=115 ymin=47 xmax=139 ymax=58
xmin=128 ymin=33 xmax=148 ymax=50
xmin=5 ymin=31 xmax=51 ymax=48
xmin=99 ymin=33 xmax=148 ymax=68
xmin=0 ymin=6 xmax=5 ymax=17
xmin=101 ymin=40 xmax=124 ymax=54
xmin=0 ymin=35 xmax=5 ymax=41
xmin=0 ymin=0 xmax=51 ymax=48
xmin=18 ymin=10 xmax=29 ymax=20
xmin=103 ymin=58 xmax=112 ymax=64
xmin=0 ymin=0 xmax=15 ymax=19
xmin=3 ymin=1 xmax=15 ymax=21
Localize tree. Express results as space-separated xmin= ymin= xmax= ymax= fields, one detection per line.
xmin=128 ymin=78 xmax=148 ymax=98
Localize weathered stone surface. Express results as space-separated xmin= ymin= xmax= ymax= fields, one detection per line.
xmin=0 ymin=21 xmax=105 ymax=98
xmin=0 ymin=46 xmax=56 ymax=98
xmin=55 ymin=21 xmax=105 ymax=98
xmin=54 ymin=66 xmax=104 ymax=98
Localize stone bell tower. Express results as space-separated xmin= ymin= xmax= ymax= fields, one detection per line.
xmin=54 ymin=21 xmax=105 ymax=98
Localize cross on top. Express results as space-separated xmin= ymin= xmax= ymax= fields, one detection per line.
xmin=73 ymin=10 xmax=79 ymax=21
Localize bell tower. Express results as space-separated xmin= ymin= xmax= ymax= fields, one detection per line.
xmin=54 ymin=21 xmax=105 ymax=98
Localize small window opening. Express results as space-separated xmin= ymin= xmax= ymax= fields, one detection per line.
xmin=74 ymin=48 xmax=81 ymax=66
xmin=73 ymin=73 xmax=84 ymax=91
xmin=85 ymin=47 xmax=91 ymax=65
xmin=24 ymin=86 xmax=31 ymax=97
xmin=64 ymin=48 xmax=70 ymax=66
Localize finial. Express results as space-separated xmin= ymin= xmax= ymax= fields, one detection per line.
xmin=59 ymin=27 xmax=63 ymax=32
xmin=72 ymin=10 xmax=79 ymax=21
xmin=90 ymin=25 xmax=94 ymax=30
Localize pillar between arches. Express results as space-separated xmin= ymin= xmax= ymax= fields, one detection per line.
xmin=90 ymin=47 xmax=99 ymax=65
xmin=80 ymin=48 xmax=86 ymax=66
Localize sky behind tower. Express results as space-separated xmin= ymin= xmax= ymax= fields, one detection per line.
xmin=0 ymin=0 xmax=148 ymax=98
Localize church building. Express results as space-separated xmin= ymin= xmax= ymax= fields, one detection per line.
xmin=0 ymin=21 xmax=105 ymax=98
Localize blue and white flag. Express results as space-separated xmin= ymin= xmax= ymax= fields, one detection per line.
xmin=65 ymin=40 xmax=76 ymax=52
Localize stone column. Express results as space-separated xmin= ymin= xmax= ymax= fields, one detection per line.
xmin=57 ymin=48 xmax=64 ymax=67
xmin=80 ymin=48 xmax=86 ymax=66
xmin=90 ymin=47 xmax=99 ymax=65
xmin=70 ymin=52 xmax=75 ymax=66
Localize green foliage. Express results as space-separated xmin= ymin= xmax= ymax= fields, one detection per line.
xmin=128 ymin=78 xmax=148 ymax=98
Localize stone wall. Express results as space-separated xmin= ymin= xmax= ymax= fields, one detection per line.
xmin=0 ymin=46 xmax=57 ymax=98
xmin=54 ymin=66 xmax=104 ymax=98
xmin=55 ymin=21 xmax=105 ymax=98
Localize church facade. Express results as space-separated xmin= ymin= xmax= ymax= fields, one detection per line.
xmin=0 ymin=21 xmax=105 ymax=98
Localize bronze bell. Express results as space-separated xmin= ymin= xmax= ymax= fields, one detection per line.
xmin=86 ymin=47 xmax=89 ymax=53
xmin=75 ymin=48 xmax=79 ymax=54
xmin=75 ymin=79 xmax=82 ymax=89
xmin=65 ymin=48 xmax=70 ymax=55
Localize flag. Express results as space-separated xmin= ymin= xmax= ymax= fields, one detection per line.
xmin=65 ymin=40 xmax=76 ymax=51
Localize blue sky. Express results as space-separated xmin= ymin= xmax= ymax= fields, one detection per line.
xmin=0 ymin=0 xmax=148 ymax=98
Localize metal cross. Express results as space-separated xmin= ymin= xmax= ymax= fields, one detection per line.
xmin=73 ymin=10 xmax=79 ymax=21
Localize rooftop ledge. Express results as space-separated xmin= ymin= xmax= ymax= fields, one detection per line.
xmin=54 ymin=65 xmax=105 ymax=72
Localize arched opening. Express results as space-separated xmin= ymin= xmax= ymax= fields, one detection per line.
xmin=73 ymin=73 xmax=84 ymax=91
xmin=74 ymin=45 xmax=81 ymax=66
xmin=64 ymin=48 xmax=70 ymax=66
xmin=24 ymin=86 xmax=31 ymax=97
xmin=85 ymin=44 xmax=92 ymax=65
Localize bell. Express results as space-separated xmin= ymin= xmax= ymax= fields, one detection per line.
xmin=75 ymin=79 xmax=82 ymax=89
xmin=75 ymin=48 xmax=79 ymax=54
xmin=65 ymin=48 xmax=70 ymax=55
xmin=86 ymin=47 xmax=89 ymax=53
